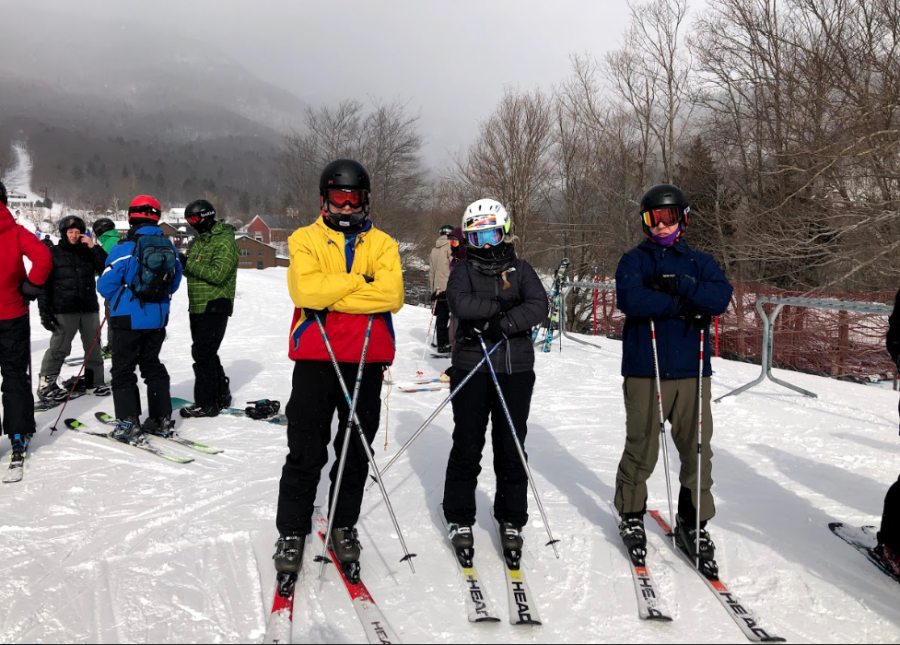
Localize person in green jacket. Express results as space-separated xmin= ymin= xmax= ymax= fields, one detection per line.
xmin=179 ymin=199 xmax=239 ymax=418
xmin=92 ymin=218 xmax=121 ymax=357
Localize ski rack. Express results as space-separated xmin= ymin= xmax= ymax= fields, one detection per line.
xmin=714 ymin=296 xmax=893 ymax=403
xmin=555 ymin=280 xmax=611 ymax=351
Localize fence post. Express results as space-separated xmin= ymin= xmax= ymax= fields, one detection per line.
xmin=593 ymin=268 xmax=599 ymax=336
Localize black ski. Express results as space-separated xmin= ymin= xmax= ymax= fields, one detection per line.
xmin=829 ymin=522 xmax=900 ymax=584
xmin=94 ymin=412 xmax=223 ymax=454
xmin=64 ymin=419 xmax=194 ymax=464
xmin=649 ymin=510 xmax=784 ymax=642
xmin=2 ymin=437 xmax=29 ymax=484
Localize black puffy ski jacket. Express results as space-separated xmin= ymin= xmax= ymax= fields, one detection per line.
xmin=38 ymin=238 xmax=107 ymax=315
xmin=447 ymin=248 xmax=548 ymax=375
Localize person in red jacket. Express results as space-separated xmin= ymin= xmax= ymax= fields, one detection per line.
xmin=0 ymin=181 xmax=52 ymax=458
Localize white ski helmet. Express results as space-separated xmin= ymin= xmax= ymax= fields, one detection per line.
xmin=461 ymin=198 xmax=511 ymax=238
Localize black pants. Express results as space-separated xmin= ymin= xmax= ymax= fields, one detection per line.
xmin=442 ymin=370 xmax=535 ymax=527
xmin=0 ymin=314 xmax=35 ymax=437
xmin=435 ymin=297 xmax=450 ymax=348
xmin=880 ymin=477 xmax=900 ymax=550
xmin=276 ymin=360 xmax=385 ymax=536
xmin=190 ymin=313 xmax=229 ymax=408
xmin=110 ymin=327 xmax=171 ymax=420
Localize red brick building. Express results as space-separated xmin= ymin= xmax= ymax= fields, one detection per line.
xmin=246 ymin=215 xmax=288 ymax=245
xmin=236 ymin=235 xmax=289 ymax=270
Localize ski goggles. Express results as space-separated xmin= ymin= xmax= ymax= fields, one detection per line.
xmin=641 ymin=206 xmax=683 ymax=228
xmin=325 ymin=188 xmax=367 ymax=209
xmin=186 ymin=211 xmax=215 ymax=226
xmin=467 ymin=227 xmax=504 ymax=247
xmin=128 ymin=204 xmax=161 ymax=218
xmin=448 ymin=237 xmax=460 ymax=247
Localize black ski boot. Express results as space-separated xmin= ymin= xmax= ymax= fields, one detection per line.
xmin=245 ymin=399 xmax=281 ymax=420
xmin=330 ymin=526 xmax=362 ymax=583
xmin=10 ymin=433 xmax=30 ymax=461
xmin=618 ymin=514 xmax=647 ymax=565
xmin=498 ymin=521 xmax=524 ymax=569
xmin=143 ymin=417 xmax=176 ymax=438
xmin=674 ymin=515 xmax=719 ymax=579
xmin=273 ymin=534 xmax=306 ymax=574
xmin=179 ymin=404 xmax=219 ymax=419
xmin=109 ymin=416 xmax=142 ymax=444
xmin=218 ymin=376 xmax=232 ymax=410
xmin=448 ymin=523 xmax=474 ymax=566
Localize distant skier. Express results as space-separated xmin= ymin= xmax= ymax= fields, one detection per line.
xmin=441 ymin=199 xmax=547 ymax=563
xmin=0 ymin=181 xmax=52 ymax=455
xmin=877 ymin=288 xmax=900 ymax=575
xmin=41 ymin=235 xmax=53 ymax=249
xmin=613 ymin=184 xmax=732 ymax=578
xmin=429 ymin=224 xmax=454 ymax=354
xmin=273 ymin=159 xmax=404 ymax=578
xmin=446 ymin=226 xmax=467 ymax=352
xmin=36 ymin=215 xmax=110 ymax=401
xmin=97 ymin=195 xmax=182 ymax=443
xmin=92 ymin=217 xmax=120 ymax=357
xmin=178 ymin=199 xmax=239 ymax=418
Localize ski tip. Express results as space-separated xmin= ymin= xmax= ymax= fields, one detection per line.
xmin=475 ymin=616 xmax=503 ymax=623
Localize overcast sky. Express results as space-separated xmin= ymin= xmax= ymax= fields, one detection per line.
xmin=6 ymin=0 xmax=707 ymax=167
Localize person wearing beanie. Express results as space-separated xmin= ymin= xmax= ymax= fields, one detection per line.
xmin=178 ymin=199 xmax=239 ymax=418
xmin=0 ymin=181 xmax=52 ymax=462
xmin=612 ymin=184 xmax=732 ymax=580
xmin=97 ymin=195 xmax=182 ymax=444
xmin=36 ymin=215 xmax=110 ymax=402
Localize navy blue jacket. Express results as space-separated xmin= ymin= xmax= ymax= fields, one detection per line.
xmin=97 ymin=225 xmax=183 ymax=330
xmin=616 ymin=239 xmax=732 ymax=379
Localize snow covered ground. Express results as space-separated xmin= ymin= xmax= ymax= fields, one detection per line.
xmin=2 ymin=267 xmax=899 ymax=643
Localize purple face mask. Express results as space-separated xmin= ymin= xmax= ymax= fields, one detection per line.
xmin=651 ymin=227 xmax=680 ymax=246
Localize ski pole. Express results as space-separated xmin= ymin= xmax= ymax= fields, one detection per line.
xmin=420 ymin=292 xmax=439 ymax=363
xmin=313 ymin=314 xmax=417 ymax=573
xmin=365 ymin=339 xmax=504 ymax=492
xmin=650 ymin=318 xmax=676 ymax=547
xmin=695 ymin=328 xmax=705 ymax=568
xmin=49 ymin=314 xmax=107 ymax=434
xmin=477 ymin=333 xmax=560 ymax=558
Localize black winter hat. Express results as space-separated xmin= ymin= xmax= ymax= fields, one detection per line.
xmin=0 ymin=181 xmax=7 ymax=206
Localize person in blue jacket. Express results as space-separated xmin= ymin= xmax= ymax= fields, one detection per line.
xmin=97 ymin=195 xmax=182 ymax=442
xmin=612 ymin=184 xmax=733 ymax=579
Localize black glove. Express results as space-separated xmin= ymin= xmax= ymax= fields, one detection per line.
xmin=363 ymin=274 xmax=374 ymax=284
xmin=20 ymin=279 xmax=43 ymax=301
xmin=39 ymin=307 xmax=60 ymax=333
xmin=304 ymin=308 xmax=328 ymax=325
xmin=464 ymin=315 xmax=506 ymax=343
xmin=645 ymin=274 xmax=682 ymax=295
xmin=681 ymin=305 xmax=712 ymax=330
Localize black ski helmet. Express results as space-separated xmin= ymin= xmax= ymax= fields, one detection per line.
xmin=0 ymin=181 xmax=7 ymax=206
xmin=639 ymin=184 xmax=690 ymax=237
xmin=58 ymin=215 xmax=86 ymax=235
xmin=439 ymin=224 xmax=454 ymax=236
xmin=319 ymin=159 xmax=371 ymax=228
xmin=92 ymin=217 xmax=115 ymax=237
xmin=185 ymin=198 xmax=217 ymax=222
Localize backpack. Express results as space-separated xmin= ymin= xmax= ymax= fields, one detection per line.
xmin=129 ymin=234 xmax=177 ymax=303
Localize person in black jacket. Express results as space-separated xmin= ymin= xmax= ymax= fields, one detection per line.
xmin=441 ymin=198 xmax=547 ymax=561
xmin=877 ymin=289 xmax=900 ymax=576
xmin=37 ymin=215 xmax=109 ymax=401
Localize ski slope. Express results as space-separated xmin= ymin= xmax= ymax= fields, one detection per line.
xmin=1 ymin=267 xmax=899 ymax=643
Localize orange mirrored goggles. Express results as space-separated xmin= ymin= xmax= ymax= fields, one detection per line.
xmin=325 ymin=188 xmax=366 ymax=209
xmin=448 ymin=237 xmax=460 ymax=247
xmin=641 ymin=206 xmax=682 ymax=228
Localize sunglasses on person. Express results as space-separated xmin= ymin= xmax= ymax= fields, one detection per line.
xmin=325 ymin=188 xmax=367 ymax=209
xmin=641 ymin=206 xmax=683 ymax=228
xmin=467 ymin=228 xmax=504 ymax=247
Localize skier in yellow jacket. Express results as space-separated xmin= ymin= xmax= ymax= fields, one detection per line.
xmin=273 ymin=159 xmax=404 ymax=578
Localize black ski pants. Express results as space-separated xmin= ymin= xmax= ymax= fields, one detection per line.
xmin=189 ymin=313 xmax=229 ymax=409
xmin=110 ymin=327 xmax=172 ymax=421
xmin=434 ymin=297 xmax=450 ymax=349
xmin=0 ymin=314 xmax=35 ymax=437
xmin=880 ymin=477 xmax=900 ymax=550
xmin=276 ymin=360 xmax=385 ymax=536
xmin=442 ymin=370 xmax=535 ymax=528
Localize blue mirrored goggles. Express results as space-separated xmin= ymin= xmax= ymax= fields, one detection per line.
xmin=467 ymin=228 xmax=504 ymax=247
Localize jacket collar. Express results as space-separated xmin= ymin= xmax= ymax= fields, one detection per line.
xmin=638 ymin=238 xmax=688 ymax=256
xmin=315 ymin=216 xmax=372 ymax=241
